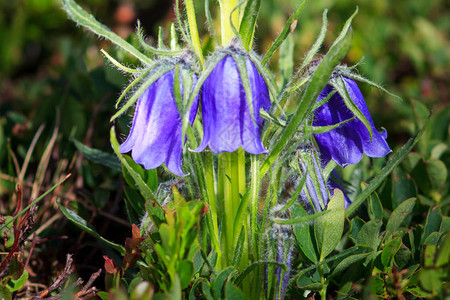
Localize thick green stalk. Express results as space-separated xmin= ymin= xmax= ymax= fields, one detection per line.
xmin=219 ymin=0 xmax=240 ymax=45
xmin=319 ymin=264 xmax=328 ymax=300
xmin=185 ymin=0 xmax=204 ymax=65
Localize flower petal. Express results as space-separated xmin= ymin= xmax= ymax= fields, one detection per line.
xmin=195 ymin=54 xmax=271 ymax=154
xmin=120 ymin=67 xmax=198 ymax=176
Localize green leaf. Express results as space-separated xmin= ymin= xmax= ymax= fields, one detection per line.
xmin=436 ymin=234 xmax=450 ymax=267
xmin=61 ymin=0 xmax=151 ymax=65
xmin=184 ymin=0 xmax=204 ymax=65
xmin=342 ymin=71 xmax=402 ymax=101
xmin=422 ymin=206 xmax=442 ymax=244
xmin=73 ymin=139 xmax=121 ymax=171
xmin=330 ymin=252 xmax=370 ymax=277
xmin=366 ymin=185 xmax=383 ymax=220
xmin=381 ymin=237 xmax=402 ymax=267
xmin=278 ymin=35 xmax=295 ymax=90
xmin=0 ymin=286 xmax=11 ymax=300
xmin=177 ymin=260 xmax=194 ymax=290
xmin=233 ymin=261 xmax=285 ymax=286
xmin=225 ymin=281 xmax=245 ymax=300
xmin=298 ymin=9 xmax=328 ymax=71
xmin=426 ymin=159 xmax=448 ymax=190
xmin=314 ymin=189 xmax=346 ymax=260
xmin=213 ymin=267 xmax=235 ymax=299
xmin=349 ymin=217 xmax=365 ymax=242
xmin=292 ymin=203 xmax=318 ymax=263
xmin=386 ymin=198 xmax=416 ymax=236
xmin=424 ymin=232 xmax=443 ymax=246
xmin=419 ymin=268 xmax=442 ymax=294
xmin=356 ymin=220 xmax=382 ymax=250
xmin=295 ymin=246 xmax=363 ymax=279
xmin=392 ymin=169 xmax=417 ymax=208
xmin=166 ymin=274 xmax=182 ymax=300
xmin=310 ymin=116 xmax=355 ymax=134
xmin=261 ymin=11 xmax=355 ymax=176
xmin=394 ymin=244 xmax=411 ymax=269
xmin=232 ymin=228 xmax=245 ymax=266
xmin=202 ymin=280 xmax=214 ymax=300
xmin=58 ymin=201 xmax=125 ymax=255
xmin=297 ymin=272 xmax=323 ymax=290
xmin=262 ymin=0 xmax=306 ymax=65
xmin=239 ymin=0 xmax=262 ymax=50
xmin=346 ymin=121 xmax=427 ymax=216
xmin=7 ymin=270 xmax=28 ymax=292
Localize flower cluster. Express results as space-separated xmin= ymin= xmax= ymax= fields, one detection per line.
xmin=120 ymin=47 xmax=271 ymax=176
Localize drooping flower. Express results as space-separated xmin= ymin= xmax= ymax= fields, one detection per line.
xmin=313 ymin=75 xmax=391 ymax=167
xmin=119 ymin=67 xmax=198 ymax=177
xmin=194 ymin=54 xmax=271 ymax=154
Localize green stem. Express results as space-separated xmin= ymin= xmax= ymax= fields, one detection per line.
xmin=185 ymin=0 xmax=204 ymax=65
xmin=186 ymin=127 xmax=222 ymax=265
xmin=219 ymin=150 xmax=246 ymax=268
xmin=318 ymin=264 xmax=328 ymax=300
xmin=219 ymin=0 xmax=239 ymax=45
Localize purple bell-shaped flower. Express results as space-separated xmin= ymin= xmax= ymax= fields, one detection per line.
xmin=313 ymin=76 xmax=391 ymax=167
xmin=119 ymin=67 xmax=198 ymax=177
xmin=194 ymin=54 xmax=271 ymax=154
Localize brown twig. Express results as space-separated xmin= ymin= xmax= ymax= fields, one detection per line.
xmin=30 ymin=254 xmax=101 ymax=300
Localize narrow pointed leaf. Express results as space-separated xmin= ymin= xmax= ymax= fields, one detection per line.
xmin=299 ymin=9 xmax=328 ymax=71
xmin=185 ymin=0 xmax=204 ymax=65
xmin=342 ymin=71 xmax=402 ymax=101
xmin=239 ymin=0 xmax=262 ymax=50
xmin=310 ymin=116 xmax=355 ymax=134
xmin=58 ymin=201 xmax=126 ymax=255
xmin=136 ymin=22 xmax=184 ymax=56
xmin=232 ymin=261 xmax=286 ymax=286
xmin=274 ymin=210 xmax=328 ymax=225
xmin=73 ymin=139 xmax=121 ymax=170
xmin=61 ymin=0 xmax=151 ymax=64
xmin=101 ymin=49 xmax=140 ymax=74
xmin=262 ymin=0 xmax=306 ymax=65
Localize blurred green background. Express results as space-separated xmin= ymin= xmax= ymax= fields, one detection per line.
xmin=0 ymin=0 xmax=448 ymax=290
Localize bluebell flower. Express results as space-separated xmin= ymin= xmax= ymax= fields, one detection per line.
xmin=194 ymin=54 xmax=271 ymax=154
xmin=313 ymin=76 xmax=391 ymax=167
xmin=119 ymin=67 xmax=198 ymax=177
